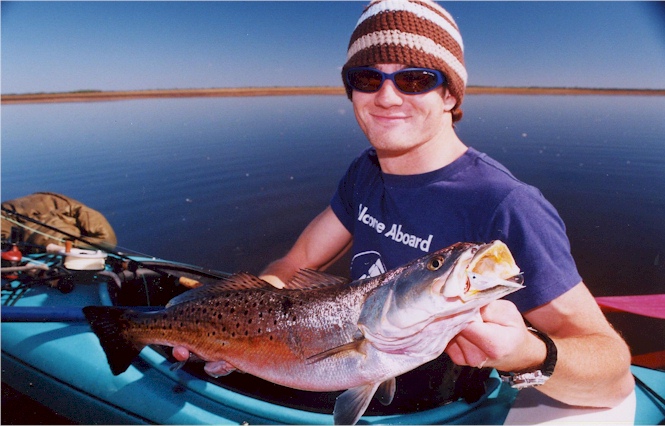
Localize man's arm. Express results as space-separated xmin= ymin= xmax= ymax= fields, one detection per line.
xmin=260 ymin=206 xmax=352 ymax=288
xmin=445 ymin=282 xmax=634 ymax=408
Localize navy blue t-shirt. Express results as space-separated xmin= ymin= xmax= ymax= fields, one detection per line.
xmin=330 ymin=147 xmax=581 ymax=313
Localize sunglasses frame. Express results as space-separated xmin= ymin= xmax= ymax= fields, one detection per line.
xmin=345 ymin=67 xmax=446 ymax=95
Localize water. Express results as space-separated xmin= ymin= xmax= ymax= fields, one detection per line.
xmin=2 ymin=94 xmax=665 ymax=354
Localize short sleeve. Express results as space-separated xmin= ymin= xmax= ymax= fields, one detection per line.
xmin=488 ymin=185 xmax=582 ymax=312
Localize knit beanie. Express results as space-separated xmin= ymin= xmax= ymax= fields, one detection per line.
xmin=342 ymin=0 xmax=467 ymax=122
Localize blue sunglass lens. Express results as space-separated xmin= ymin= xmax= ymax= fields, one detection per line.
xmin=347 ymin=68 xmax=443 ymax=94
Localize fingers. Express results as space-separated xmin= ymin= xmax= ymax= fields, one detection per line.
xmin=445 ymin=300 xmax=527 ymax=369
xmin=478 ymin=299 xmax=523 ymax=327
xmin=259 ymin=274 xmax=286 ymax=289
xmin=172 ymin=346 xmax=190 ymax=362
xmin=446 ymin=332 xmax=490 ymax=368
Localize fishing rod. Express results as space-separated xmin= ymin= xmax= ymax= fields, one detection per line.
xmin=1 ymin=206 xmax=228 ymax=287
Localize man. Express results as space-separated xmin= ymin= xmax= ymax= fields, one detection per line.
xmin=176 ymin=0 xmax=634 ymax=410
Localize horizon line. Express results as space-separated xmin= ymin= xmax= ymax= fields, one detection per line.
xmin=3 ymin=86 xmax=664 ymax=105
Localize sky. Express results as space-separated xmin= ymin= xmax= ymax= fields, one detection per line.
xmin=1 ymin=1 xmax=665 ymax=94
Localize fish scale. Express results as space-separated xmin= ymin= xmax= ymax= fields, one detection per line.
xmin=84 ymin=240 xmax=523 ymax=425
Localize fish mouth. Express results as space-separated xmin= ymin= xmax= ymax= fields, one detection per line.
xmin=438 ymin=241 xmax=523 ymax=301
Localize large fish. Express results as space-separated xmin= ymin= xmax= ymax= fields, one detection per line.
xmin=83 ymin=240 xmax=523 ymax=425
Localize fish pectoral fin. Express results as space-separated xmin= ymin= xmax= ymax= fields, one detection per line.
xmin=334 ymin=383 xmax=380 ymax=425
xmin=376 ymin=377 xmax=396 ymax=406
xmin=203 ymin=359 xmax=237 ymax=378
xmin=305 ymin=338 xmax=366 ymax=364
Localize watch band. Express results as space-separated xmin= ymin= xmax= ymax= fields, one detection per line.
xmin=501 ymin=327 xmax=557 ymax=389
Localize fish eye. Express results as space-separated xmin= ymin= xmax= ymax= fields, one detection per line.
xmin=427 ymin=255 xmax=445 ymax=271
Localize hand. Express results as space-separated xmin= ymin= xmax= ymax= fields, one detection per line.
xmin=445 ymin=300 xmax=545 ymax=372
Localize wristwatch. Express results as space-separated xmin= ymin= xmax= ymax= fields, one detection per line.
xmin=501 ymin=327 xmax=557 ymax=390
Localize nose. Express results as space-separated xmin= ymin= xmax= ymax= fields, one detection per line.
xmin=374 ymin=79 xmax=403 ymax=107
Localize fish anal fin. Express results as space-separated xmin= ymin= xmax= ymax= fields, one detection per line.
xmin=203 ymin=359 xmax=237 ymax=378
xmin=376 ymin=377 xmax=396 ymax=406
xmin=334 ymin=383 xmax=380 ymax=425
xmin=284 ymin=269 xmax=349 ymax=290
xmin=305 ymin=337 xmax=366 ymax=365
xmin=83 ymin=306 xmax=144 ymax=375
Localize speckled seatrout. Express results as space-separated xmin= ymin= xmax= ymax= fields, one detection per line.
xmin=83 ymin=240 xmax=523 ymax=425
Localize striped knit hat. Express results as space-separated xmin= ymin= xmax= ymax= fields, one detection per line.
xmin=342 ymin=0 xmax=467 ymax=122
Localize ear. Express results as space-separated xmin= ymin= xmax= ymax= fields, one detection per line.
xmin=442 ymin=89 xmax=457 ymax=112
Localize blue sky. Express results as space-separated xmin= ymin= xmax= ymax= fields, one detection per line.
xmin=2 ymin=1 xmax=664 ymax=94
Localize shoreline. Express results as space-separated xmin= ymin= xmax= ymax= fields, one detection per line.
xmin=2 ymin=86 xmax=664 ymax=105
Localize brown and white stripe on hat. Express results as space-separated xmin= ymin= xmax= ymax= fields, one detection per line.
xmin=342 ymin=0 xmax=467 ymax=121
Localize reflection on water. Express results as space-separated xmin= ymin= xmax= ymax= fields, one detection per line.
xmin=2 ymin=94 xmax=664 ymax=351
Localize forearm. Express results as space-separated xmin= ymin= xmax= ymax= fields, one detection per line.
xmin=521 ymin=283 xmax=635 ymax=407
xmin=537 ymin=331 xmax=634 ymax=407
xmin=259 ymin=206 xmax=352 ymax=288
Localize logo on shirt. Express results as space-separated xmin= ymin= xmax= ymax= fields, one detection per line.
xmin=351 ymin=251 xmax=386 ymax=279
xmin=357 ymin=204 xmax=433 ymax=253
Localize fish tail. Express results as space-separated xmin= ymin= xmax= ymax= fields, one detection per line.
xmin=82 ymin=306 xmax=145 ymax=376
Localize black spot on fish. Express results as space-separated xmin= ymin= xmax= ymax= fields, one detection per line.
xmin=281 ymin=298 xmax=293 ymax=313
xmin=230 ymin=308 xmax=235 ymax=313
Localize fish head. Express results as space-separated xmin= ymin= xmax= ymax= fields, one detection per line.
xmin=435 ymin=240 xmax=524 ymax=306
xmin=358 ymin=241 xmax=523 ymax=353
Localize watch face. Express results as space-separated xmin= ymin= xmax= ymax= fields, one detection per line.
xmin=503 ymin=370 xmax=550 ymax=389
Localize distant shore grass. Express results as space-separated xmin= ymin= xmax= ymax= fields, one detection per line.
xmin=2 ymin=86 xmax=664 ymax=104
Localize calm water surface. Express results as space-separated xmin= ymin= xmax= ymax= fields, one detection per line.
xmin=2 ymin=94 xmax=664 ymax=353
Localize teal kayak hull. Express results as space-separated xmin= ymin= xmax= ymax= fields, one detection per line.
xmin=2 ymin=255 xmax=664 ymax=424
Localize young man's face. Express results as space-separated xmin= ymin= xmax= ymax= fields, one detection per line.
xmin=352 ymin=63 xmax=457 ymax=160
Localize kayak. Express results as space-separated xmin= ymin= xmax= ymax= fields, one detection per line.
xmin=2 ymin=208 xmax=664 ymax=424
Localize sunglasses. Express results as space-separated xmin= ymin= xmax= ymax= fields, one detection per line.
xmin=345 ymin=67 xmax=446 ymax=95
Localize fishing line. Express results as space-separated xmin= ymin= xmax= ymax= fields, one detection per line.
xmin=1 ymin=214 xmax=66 ymax=244
xmin=1 ymin=207 xmax=228 ymax=283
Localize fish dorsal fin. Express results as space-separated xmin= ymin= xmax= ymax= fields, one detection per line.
xmin=284 ymin=269 xmax=349 ymax=290
xmin=166 ymin=272 xmax=273 ymax=307
xmin=334 ymin=383 xmax=380 ymax=425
